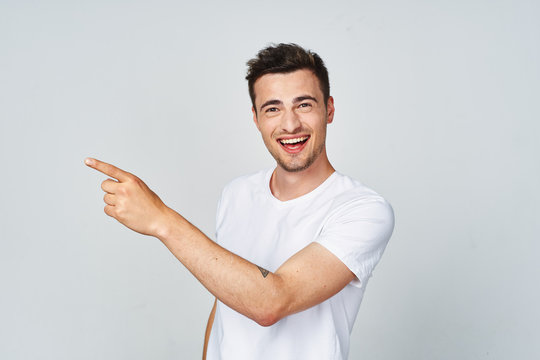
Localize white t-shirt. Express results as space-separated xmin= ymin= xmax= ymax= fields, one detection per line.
xmin=206 ymin=168 xmax=394 ymax=360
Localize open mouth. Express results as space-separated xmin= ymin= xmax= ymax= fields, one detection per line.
xmin=277 ymin=135 xmax=310 ymax=153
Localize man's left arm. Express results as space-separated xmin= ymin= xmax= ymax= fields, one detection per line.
xmin=85 ymin=158 xmax=386 ymax=326
xmin=159 ymin=217 xmax=356 ymax=326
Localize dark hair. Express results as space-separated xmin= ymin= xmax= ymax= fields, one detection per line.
xmin=246 ymin=43 xmax=330 ymax=110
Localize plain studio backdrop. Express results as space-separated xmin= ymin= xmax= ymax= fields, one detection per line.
xmin=1 ymin=0 xmax=538 ymax=359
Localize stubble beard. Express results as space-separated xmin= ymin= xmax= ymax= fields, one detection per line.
xmin=269 ymin=137 xmax=326 ymax=173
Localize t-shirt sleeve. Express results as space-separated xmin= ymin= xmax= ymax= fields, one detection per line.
xmin=314 ymin=194 xmax=395 ymax=288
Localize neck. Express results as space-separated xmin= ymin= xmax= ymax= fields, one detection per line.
xmin=270 ymin=151 xmax=335 ymax=201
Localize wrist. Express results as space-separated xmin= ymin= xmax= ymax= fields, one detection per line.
xmin=154 ymin=207 xmax=185 ymax=242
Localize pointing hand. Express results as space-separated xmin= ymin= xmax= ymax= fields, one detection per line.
xmin=85 ymin=157 xmax=172 ymax=237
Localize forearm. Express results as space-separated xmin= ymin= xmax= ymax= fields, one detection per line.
xmin=157 ymin=208 xmax=286 ymax=326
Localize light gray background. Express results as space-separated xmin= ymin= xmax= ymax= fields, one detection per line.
xmin=1 ymin=0 xmax=538 ymax=359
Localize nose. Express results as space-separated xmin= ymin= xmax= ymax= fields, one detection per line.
xmin=280 ymin=109 xmax=302 ymax=133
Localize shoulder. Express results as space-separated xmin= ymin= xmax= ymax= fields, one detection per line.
xmin=220 ymin=168 xmax=271 ymax=198
xmin=316 ymin=173 xmax=394 ymax=286
xmin=215 ymin=168 xmax=273 ymax=231
xmin=325 ymin=172 xmax=394 ymax=226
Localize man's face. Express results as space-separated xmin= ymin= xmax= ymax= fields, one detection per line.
xmin=252 ymin=69 xmax=334 ymax=173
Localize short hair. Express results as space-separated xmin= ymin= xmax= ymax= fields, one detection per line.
xmin=246 ymin=43 xmax=330 ymax=111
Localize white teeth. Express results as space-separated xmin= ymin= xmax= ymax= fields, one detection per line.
xmin=280 ymin=136 xmax=308 ymax=144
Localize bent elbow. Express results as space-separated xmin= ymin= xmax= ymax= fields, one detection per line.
xmin=251 ymin=274 xmax=289 ymax=327
xmin=253 ymin=300 xmax=287 ymax=327
xmin=254 ymin=311 xmax=281 ymax=327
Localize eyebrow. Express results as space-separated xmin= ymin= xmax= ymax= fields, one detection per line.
xmin=293 ymin=95 xmax=318 ymax=104
xmin=259 ymin=95 xmax=318 ymax=111
xmin=260 ymin=99 xmax=282 ymax=111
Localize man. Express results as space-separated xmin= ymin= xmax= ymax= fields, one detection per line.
xmin=85 ymin=43 xmax=394 ymax=360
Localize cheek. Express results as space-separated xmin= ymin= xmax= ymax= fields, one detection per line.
xmin=259 ymin=122 xmax=278 ymax=139
xmin=304 ymin=117 xmax=325 ymax=133
xmin=260 ymin=126 xmax=272 ymax=138
xmin=259 ymin=127 xmax=276 ymax=145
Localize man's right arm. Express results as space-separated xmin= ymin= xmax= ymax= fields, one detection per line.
xmin=84 ymin=158 xmax=387 ymax=327
xmin=203 ymin=298 xmax=217 ymax=360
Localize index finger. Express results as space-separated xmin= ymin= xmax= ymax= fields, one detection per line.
xmin=84 ymin=157 xmax=131 ymax=182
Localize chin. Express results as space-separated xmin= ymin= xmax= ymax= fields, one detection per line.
xmin=276 ymin=155 xmax=315 ymax=173
xmin=279 ymin=163 xmax=310 ymax=173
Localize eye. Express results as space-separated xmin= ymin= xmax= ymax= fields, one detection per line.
xmin=298 ymin=103 xmax=312 ymax=111
xmin=265 ymin=107 xmax=279 ymax=113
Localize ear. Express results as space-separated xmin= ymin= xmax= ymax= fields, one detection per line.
xmin=326 ymin=96 xmax=335 ymax=124
xmin=252 ymin=107 xmax=260 ymax=131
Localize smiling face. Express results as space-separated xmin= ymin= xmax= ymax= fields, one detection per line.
xmin=252 ymin=69 xmax=335 ymax=173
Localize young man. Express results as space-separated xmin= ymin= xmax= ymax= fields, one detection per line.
xmin=85 ymin=43 xmax=394 ymax=360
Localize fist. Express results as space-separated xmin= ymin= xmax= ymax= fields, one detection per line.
xmin=85 ymin=158 xmax=171 ymax=237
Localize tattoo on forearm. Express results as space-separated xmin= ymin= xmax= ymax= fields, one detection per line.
xmin=257 ymin=266 xmax=269 ymax=278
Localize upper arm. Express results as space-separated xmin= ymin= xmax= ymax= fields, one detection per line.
xmin=273 ymin=242 xmax=356 ymax=317
xmin=272 ymin=196 xmax=394 ymax=320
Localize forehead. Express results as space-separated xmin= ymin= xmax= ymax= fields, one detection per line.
xmin=253 ymin=69 xmax=322 ymax=106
